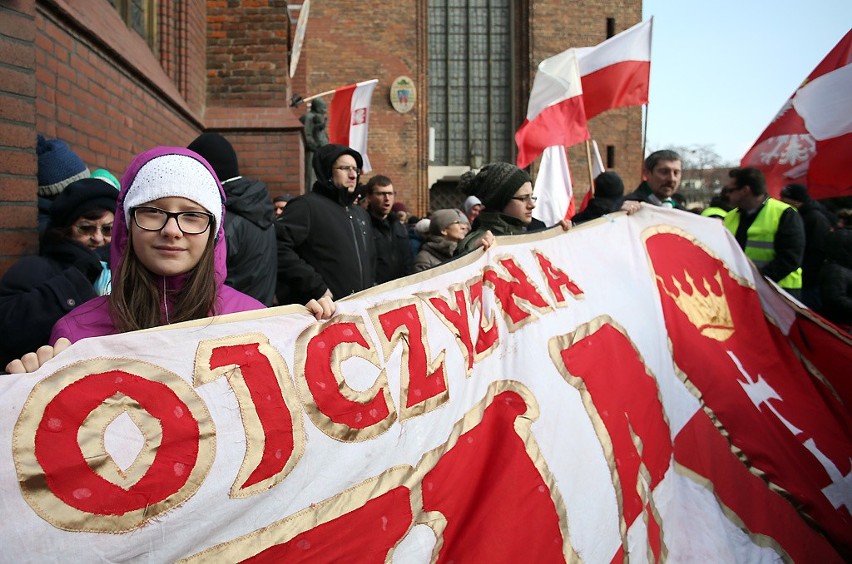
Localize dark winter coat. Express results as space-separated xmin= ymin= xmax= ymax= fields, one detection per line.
xmin=371 ymin=211 xmax=414 ymax=283
xmin=222 ymin=176 xmax=277 ymax=306
xmin=414 ymin=236 xmax=457 ymax=272
xmin=623 ymin=182 xmax=686 ymax=210
xmin=0 ymin=234 xmax=101 ymax=363
xmin=456 ymin=211 xmax=527 ymax=256
xmin=798 ymin=199 xmax=832 ymax=290
xmin=572 ymin=197 xmax=621 ymax=225
xmin=819 ymin=229 xmax=852 ymax=328
xmin=276 ymin=144 xmax=376 ymax=304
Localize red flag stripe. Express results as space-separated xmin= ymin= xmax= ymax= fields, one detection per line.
xmin=515 ymin=96 xmax=588 ymax=169
xmin=582 ymin=60 xmax=650 ymax=120
xmin=327 ymin=84 xmax=356 ymax=146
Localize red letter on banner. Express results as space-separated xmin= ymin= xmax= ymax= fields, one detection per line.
xmin=195 ymin=334 xmax=304 ymax=497
xmin=420 ymin=386 xmax=572 ymax=562
xmin=549 ymin=318 xmax=672 ymax=559
xmin=421 ymin=285 xmax=476 ymax=376
xmin=483 ymin=257 xmax=552 ymax=331
xmin=534 ymin=250 xmax=584 ymax=306
xmin=294 ymin=315 xmax=396 ymax=441
xmin=468 ymin=278 xmax=500 ymax=358
xmin=16 ymin=360 xmax=215 ymax=531
xmin=371 ymin=300 xmax=449 ymax=420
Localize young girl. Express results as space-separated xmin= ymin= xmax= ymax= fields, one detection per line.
xmin=7 ymin=147 xmax=302 ymax=373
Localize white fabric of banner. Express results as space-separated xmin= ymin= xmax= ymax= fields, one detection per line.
xmin=0 ymin=208 xmax=799 ymax=562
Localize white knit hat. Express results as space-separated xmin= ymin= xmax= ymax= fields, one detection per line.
xmin=123 ymin=153 xmax=223 ymax=233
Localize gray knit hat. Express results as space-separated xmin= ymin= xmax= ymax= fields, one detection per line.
xmin=458 ymin=162 xmax=531 ymax=211
xmin=429 ymin=209 xmax=469 ymax=236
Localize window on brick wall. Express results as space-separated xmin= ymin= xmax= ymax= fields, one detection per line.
xmin=428 ymin=0 xmax=513 ymax=166
xmin=109 ymin=0 xmax=158 ymax=54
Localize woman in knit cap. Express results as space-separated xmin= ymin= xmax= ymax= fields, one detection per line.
xmin=36 ymin=135 xmax=91 ymax=235
xmin=455 ymin=162 xmax=539 ymax=255
xmin=0 ymin=178 xmax=116 ymax=366
xmin=5 ymin=147 xmax=270 ymax=374
xmin=413 ymin=209 xmax=470 ymax=272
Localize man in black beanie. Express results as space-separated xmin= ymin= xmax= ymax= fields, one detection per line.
xmin=275 ymin=144 xmax=376 ymax=311
xmin=572 ymin=171 xmax=626 ymax=225
xmin=188 ymin=132 xmax=277 ymax=306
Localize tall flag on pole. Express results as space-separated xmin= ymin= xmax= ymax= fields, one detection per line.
xmin=740 ymin=30 xmax=852 ymax=199
xmin=532 ymin=146 xmax=575 ymax=225
xmin=328 ymin=79 xmax=379 ymax=173
xmin=515 ymin=50 xmax=588 ymax=169
xmin=576 ymin=19 xmax=652 ymax=119
xmin=578 ymin=140 xmax=606 ymax=213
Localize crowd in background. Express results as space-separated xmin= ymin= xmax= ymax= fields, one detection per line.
xmin=2 ymin=138 xmax=850 ymax=372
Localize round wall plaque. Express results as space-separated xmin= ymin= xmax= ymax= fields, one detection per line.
xmin=390 ymin=76 xmax=416 ymax=114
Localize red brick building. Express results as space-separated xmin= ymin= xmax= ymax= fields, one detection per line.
xmin=0 ymin=0 xmax=642 ymax=275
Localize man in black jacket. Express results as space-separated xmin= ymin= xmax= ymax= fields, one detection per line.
xmin=188 ymin=132 xmax=277 ymax=306
xmin=624 ymin=149 xmax=685 ymax=210
xmin=365 ymin=175 xmax=413 ymax=284
xmin=276 ymin=144 xmax=376 ymax=306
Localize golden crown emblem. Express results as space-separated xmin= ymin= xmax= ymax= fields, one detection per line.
xmin=657 ymin=270 xmax=734 ymax=342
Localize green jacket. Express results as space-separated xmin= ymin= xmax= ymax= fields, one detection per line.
xmin=456 ymin=211 xmax=527 ymax=256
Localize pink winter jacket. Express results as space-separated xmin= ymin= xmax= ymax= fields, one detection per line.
xmin=50 ymin=147 xmax=264 ymax=344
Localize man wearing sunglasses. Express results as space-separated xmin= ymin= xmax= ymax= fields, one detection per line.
xmin=723 ymin=167 xmax=805 ymax=299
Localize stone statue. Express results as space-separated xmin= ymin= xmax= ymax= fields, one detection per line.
xmin=300 ymin=98 xmax=329 ymax=188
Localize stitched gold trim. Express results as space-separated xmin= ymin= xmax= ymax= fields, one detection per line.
xmin=194 ymin=333 xmax=305 ymax=499
xmin=179 ymin=466 xmax=416 ymax=562
xmin=467 ymin=275 xmax=501 ymax=361
xmin=674 ymin=462 xmax=792 ymax=562
xmin=294 ymin=315 xmax=397 ymax=442
xmin=367 ymin=299 xmax=449 ymax=421
xmin=14 ymin=357 xmax=215 ymax=532
xmin=548 ymin=316 xmax=672 ymax=558
xmin=532 ymin=248 xmax=585 ymax=307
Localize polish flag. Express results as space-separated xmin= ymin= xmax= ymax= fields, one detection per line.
xmin=532 ymin=146 xmax=575 ymax=225
xmin=575 ymin=19 xmax=652 ymax=120
xmin=328 ymin=79 xmax=379 ymax=172
xmin=740 ymin=30 xmax=852 ymax=199
xmin=578 ymin=140 xmax=605 ymax=213
xmin=515 ymin=49 xmax=589 ymax=169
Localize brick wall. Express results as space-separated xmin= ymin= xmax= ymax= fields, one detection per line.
xmin=304 ymin=0 xmax=428 ymax=215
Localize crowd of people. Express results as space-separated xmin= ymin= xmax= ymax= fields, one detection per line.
xmin=1 ymin=139 xmax=849 ymax=373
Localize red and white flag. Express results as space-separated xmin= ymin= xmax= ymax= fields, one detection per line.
xmin=532 ymin=145 xmax=575 ymax=225
xmin=328 ymin=78 xmax=379 ymax=172
xmin=740 ymin=30 xmax=852 ymax=199
xmin=578 ymin=139 xmax=606 ymax=213
xmin=515 ymin=50 xmax=589 ymax=169
xmin=576 ymin=19 xmax=652 ymax=119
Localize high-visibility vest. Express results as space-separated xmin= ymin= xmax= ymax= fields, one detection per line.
xmin=724 ymin=198 xmax=802 ymax=290
xmin=701 ymin=206 xmax=728 ymax=219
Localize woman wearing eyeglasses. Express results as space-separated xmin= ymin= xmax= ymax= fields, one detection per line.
xmin=0 ymin=178 xmax=117 ymax=365
xmin=455 ymin=162 xmax=540 ymax=256
xmin=5 ymin=147 xmax=270 ymax=373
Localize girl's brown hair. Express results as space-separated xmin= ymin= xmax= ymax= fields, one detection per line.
xmin=108 ymin=229 xmax=217 ymax=332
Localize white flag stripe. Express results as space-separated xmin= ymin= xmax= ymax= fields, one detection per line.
xmin=348 ymin=79 xmax=378 ymax=173
xmin=576 ymin=19 xmax=652 ymax=76
xmin=525 ymin=50 xmax=584 ymax=120
xmin=792 ymin=64 xmax=852 ymax=141
xmin=591 ymin=140 xmax=605 ymax=179
xmin=532 ymin=145 xmax=573 ymax=226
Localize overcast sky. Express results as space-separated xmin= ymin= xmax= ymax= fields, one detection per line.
xmin=641 ymin=1 xmax=851 ymax=164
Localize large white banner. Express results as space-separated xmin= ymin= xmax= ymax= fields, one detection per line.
xmin=0 ymin=207 xmax=849 ymax=562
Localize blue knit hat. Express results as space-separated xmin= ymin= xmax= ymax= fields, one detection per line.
xmin=37 ymin=135 xmax=90 ymax=198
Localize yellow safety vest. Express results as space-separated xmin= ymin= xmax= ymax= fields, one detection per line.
xmin=724 ymin=198 xmax=802 ymax=290
xmin=701 ymin=206 xmax=728 ymax=219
